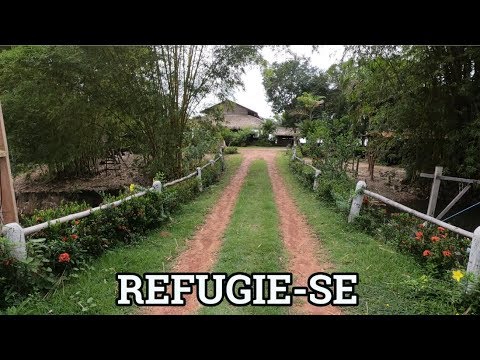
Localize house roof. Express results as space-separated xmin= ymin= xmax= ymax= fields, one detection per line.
xmin=202 ymin=100 xmax=261 ymax=119
xmin=274 ymin=127 xmax=295 ymax=137
xmin=224 ymin=114 xmax=263 ymax=130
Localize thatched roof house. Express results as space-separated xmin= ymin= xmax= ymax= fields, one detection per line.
xmin=202 ymin=100 xmax=263 ymax=130
xmin=202 ymin=100 xmax=296 ymax=146
xmin=274 ymin=127 xmax=295 ymax=137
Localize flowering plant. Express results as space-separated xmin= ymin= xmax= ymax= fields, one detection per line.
xmin=393 ymin=217 xmax=470 ymax=274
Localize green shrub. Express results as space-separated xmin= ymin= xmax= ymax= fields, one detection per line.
xmin=288 ymin=157 xmax=354 ymax=212
xmin=222 ymin=128 xmax=255 ymax=147
xmin=224 ymin=147 xmax=238 ymax=154
xmin=0 ymin=160 xmax=224 ymax=310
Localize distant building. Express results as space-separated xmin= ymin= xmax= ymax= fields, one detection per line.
xmin=273 ymin=127 xmax=296 ymax=147
xmin=202 ymin=100 xmax=295 ymax=146
xmin=202 ymin=100 xmax=263 ymax=131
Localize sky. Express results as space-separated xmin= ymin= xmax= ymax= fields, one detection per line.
xmin=201 ymin=45 xmax=345 ymax=118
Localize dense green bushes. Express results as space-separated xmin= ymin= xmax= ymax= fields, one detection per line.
xmin=0 ymin=161 xmax=223 ymax=310
xmin=288 ymin=156 xmax=354 ymax=211
xmin=223 ymin=147 xmax=238 ymax=155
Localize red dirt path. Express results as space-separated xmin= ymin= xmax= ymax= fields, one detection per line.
xmin=144 ymin=148 xmax=340 ymax=315
xmin=144 ymin=150 xmax=259 ymax=315
xmin=263 ymin=150 xmax=341 ymax=315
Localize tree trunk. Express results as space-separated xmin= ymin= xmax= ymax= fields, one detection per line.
xmin=367 ymin=152 xmax=375 ymax=181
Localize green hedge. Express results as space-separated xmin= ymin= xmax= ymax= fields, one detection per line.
xmin=0 ymin=160 xmax=223 ymax=309
xmin=288 ymin=156 xmax=354 ymax=212
xmin=223 ymin=147 xmax=238 ymax=154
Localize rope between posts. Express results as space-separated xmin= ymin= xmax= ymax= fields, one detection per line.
xmin=443 ymin=201 xmax=480 ymax=222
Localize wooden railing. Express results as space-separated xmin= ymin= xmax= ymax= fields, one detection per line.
xmin=348 ymin=180 xmax=480 ymax=282
xmin=2 ymin=153 xmax=225 ymax=260
xmin=290 ymin=148 xmax=480 ymax=283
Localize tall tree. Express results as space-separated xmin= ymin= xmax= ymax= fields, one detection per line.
xmin=87 ymin=45 xmax=263 ymax=178
xmin=262 ymin=56 xmax=348 ymax=131
xmin=0 ymin=45 xmax=263 ymax=179
xmin=343 ymin=45 xmax=480 ymax=179
xmin=0 ymin=46 xmax=123 ymax=177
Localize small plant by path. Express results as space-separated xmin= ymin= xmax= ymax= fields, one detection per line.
xmin=277 ymin=154 xmax=457 ymax=315
xmin=201 ymin=160 xmax=286 ymax=315
xmin=14 ymin=155 xmax=243 ymax=315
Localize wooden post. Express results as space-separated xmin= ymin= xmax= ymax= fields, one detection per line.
xmin=348 ymin=181 xmax=366 ymax=223
xmin=426 ymin=166 xmax=443 ymax=217
xmin=437 ymin=184 xmax=471 ymax=220
xmin=209 ymin=159 xmax=215 ymax=167
xmin=313 ymin=169 xmax=321 ymax=190
xmin=196 ymin=167 xmax=203 ymax=192
xmin=355 ymin=158 xmax=360 ymax=177
xmin=0 ymin=102 xmax=19 ymax=224
xmin=220 ymin=148 xmax=225 ymax=171
xmin=291 ymin=146 xmax=296 ymax=161
xmin=467 ymin=227 xmax=480 ymax=292
xmin=153 ymin=180 xmax=165 ymax=217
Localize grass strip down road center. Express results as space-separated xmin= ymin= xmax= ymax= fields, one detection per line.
xmin=201 ymin=159 xmax=286 ymax=315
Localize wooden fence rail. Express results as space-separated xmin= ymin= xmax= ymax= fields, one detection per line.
xmin=1 ymin=154 xmax=223 ymax=260
xmin=348 ymin=180 xmax=480 ymax=283
xmin=290 ymin=150 xmax=480 ymax=287
xmin=291 ymin=150 xmax=322 ymax=191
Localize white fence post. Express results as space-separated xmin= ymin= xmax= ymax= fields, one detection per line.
xmin=467 ymin=226 xmax=480 ymax=291
xmin=209 ymin=159 xmax=215 ymax=167
xmin=291 ymin=146 xmax=296 ymax=161
xmin=313 ymin=169 xmax=321 ymax=190
xmin=3 ymin=223 xmax=26 ymax=260
xmin=348 ymin=181 xmax=367 ymax=223
xmin=197 ymin=167 xmax=203 ymax=192
xmin=152 ymin=180 xmax=165 ymax=217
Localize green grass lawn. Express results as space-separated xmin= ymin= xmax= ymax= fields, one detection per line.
xmin=277 ymin=154 xmax=455 ymax=315
xmin=200 ymin=160 xmax=286 ymax=315
xmin=15 ymin=155 xmax=243 ymax=315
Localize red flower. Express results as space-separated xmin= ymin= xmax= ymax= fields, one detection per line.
xmin=415 ymin=231 xmax=423 ymax=240
xmin=431 ymin=236 xmax=440 ymax=243
xmin=74 ymin=220 xmax=80 ymax=225
xmin=418 ymin=223 xmax=425 ymax=229
xmin=422 ymin=250 xmax=431 ymax=257
xmin=438 ymin=226 xmax=445 ymax=232
xmin=439 ymin=234 xmax=446 ymax=238
xmin=442 ymin=250 xmax=452 ymax=257
xmin=70 ymin=234 xmax=78 ymax=240
xmin=58 ymin=252 xmax=71 ymax=263
xmin=61 ymin=236 xmax=68 ymax=242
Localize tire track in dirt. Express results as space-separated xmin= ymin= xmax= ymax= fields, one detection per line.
xmin=264 ymin=150 xmax=342 ymax=315
xmin=144 ymin=152 xmax=258 ymax=315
